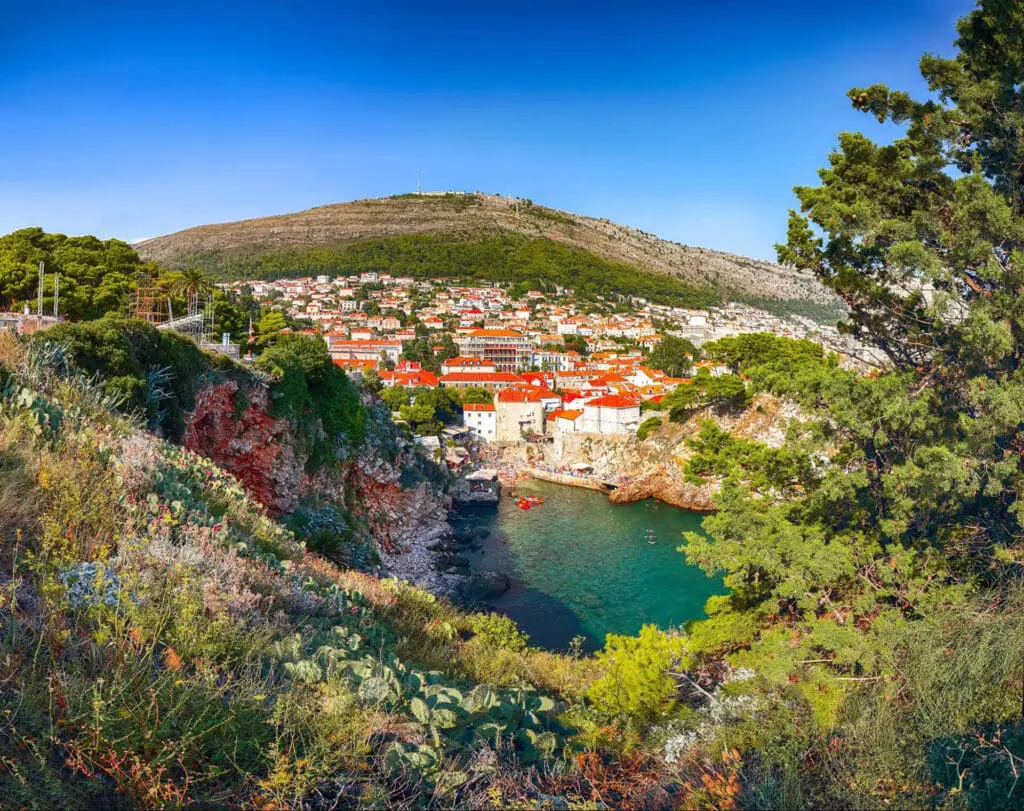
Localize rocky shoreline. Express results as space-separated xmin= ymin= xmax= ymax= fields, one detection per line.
xmin=377 ymin=501 xmax=515 ymax=606
xmin=379 ymin=395 xmax=797 ymax=601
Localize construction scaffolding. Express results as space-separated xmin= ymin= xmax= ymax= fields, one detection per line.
xmin=130 ymin=268 xmax=167 ymax=325
xmin=129 ymin=271 xmax=238 ymax=357
xmin=159 ymin=291 xmax=212 ymax=340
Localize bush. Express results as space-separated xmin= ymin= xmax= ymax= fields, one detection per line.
xmin=37 ymin=317 xmax=212 ymax=440
xmin=469 ymin=612 xmax=530 ymax=652
xmin=636 ymin=417 xmax=662 ymax=442
xmin=255 ymin=333 xmax=366 ymax=468
xmin=588 ymin=625 xmax=689 ymax=728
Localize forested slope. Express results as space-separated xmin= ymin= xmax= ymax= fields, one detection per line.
xmin=135 ymin=193 xmax=838 ymax=311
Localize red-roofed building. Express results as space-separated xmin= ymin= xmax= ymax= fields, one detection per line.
xmin=547 ymin=408 xmax=584 ymax=439
xmin=439 ymin=371 xmax=524 ymax=392
xmin=495 ymin=387 xmax=547 ymax=441
xmin=333 ymin=358 xmax=377 ymax=379
xmin=462 ymin=402 xmax=496 ymax=441
xmin=441 ymin=357 xmax=498 ymax=375
xmin=324 ymin=337 xmax=402 ymax=365
xmin=581 ymin=394 xmax=641 ymax=435
xmin=379 ymin=368 xmax=440 ymax=389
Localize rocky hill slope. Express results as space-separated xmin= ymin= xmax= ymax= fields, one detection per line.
xmin=136 ymin=192 xmax=835 ymax=305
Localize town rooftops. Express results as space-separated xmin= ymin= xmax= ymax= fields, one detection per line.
xmin=444 ymin=357 xmax=495 ymax=368
xmin=440 ymin=372 xmax=523 ymax=383
xmin=325 ymin=339 xmax=402 ymax=347
xmin=585 ymin=394 xmax=641 ymax=408
xmin=462 ymin=403 xmax=496 ymax=412
xmin=379 ymin=369 xmax=439 ymax=388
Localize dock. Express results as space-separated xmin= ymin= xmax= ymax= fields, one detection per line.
xmin=526 ymin=467 xmax=620 ymax=494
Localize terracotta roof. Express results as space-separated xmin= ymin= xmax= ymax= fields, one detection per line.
xmin=496 ymin=388 xmax=546 ymax=403
xmin=466 ymin=328 xmax=526 ymax=338
xmin=326 ymin=339 xmax=401 ymax=347
xmin=440 ymin=372 xmax=524 ymax=383
xmin=380 ymin=370 xmax=439 ymax=387
xmin=547 ymin=409 xmax=583 ymax=421
xmin=585 ymin=394 xmax=640 ymax=409
xmin=463 ymin=403 xmax=496 ymax=412
xmin=333 ymin=358 xmax=377 ymax=370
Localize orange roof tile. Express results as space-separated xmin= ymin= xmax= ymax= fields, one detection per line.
xmin=585 ymin=394 xmax=640 ymax=408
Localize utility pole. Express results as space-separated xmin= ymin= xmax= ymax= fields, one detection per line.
xmin=37 ymin=261 xmax=44 ymax=318
xmin=417 ymin=169 xmax=422 ymax=195
xmin=53 ymin=273 xmax=59 ymax=318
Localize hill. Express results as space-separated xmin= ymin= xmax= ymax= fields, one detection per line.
xmin=135 ymin=193 xmax=840 ymax=315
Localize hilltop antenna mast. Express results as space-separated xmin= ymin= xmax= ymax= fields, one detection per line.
xmin=37 ymin=262 xmax=44 ymax=317
xmin=416 ymin=169 xmax=422 ymax=195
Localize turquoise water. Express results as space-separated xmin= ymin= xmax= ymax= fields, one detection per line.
xmin=460 ymin=480 xmax=724 ymax=652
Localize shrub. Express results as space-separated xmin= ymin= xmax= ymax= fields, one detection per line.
xmin=636 ymin=417 xmax=662 ymax=442
xmin=588 ymin=625 xmax=689 ymax=728
xmin=469 ymin=612 xmax=530 ymax=652
xmin=37 ymin=317 xmax=211 ymax=439
xmin=256 ymin=333 xmax=365 ymax=469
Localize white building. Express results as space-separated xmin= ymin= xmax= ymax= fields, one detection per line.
xmin=580 ymin=395 xmax=641 ymax=435
xmin=462 ymin=403 xmax=497 ymax=441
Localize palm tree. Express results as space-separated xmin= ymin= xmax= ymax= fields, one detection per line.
xmin=166 ymin=267 xmax=214 ymax=300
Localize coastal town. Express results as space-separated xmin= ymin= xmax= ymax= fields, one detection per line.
xmin=216 ymin=272 xmax=856 ymax=453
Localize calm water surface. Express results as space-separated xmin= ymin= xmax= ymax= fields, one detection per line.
xmin=460 ymin=480 xmax=724 ymax=652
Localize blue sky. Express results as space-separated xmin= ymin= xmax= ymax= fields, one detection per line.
xmin=1 ymin=0 xmax=970 ymax=259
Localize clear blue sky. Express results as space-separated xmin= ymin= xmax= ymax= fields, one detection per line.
xmin=1 ymin=0 xmax=970 ymax=260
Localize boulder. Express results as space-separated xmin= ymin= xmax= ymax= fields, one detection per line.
xmin=456 ymin=570 xmax=510 ymax=603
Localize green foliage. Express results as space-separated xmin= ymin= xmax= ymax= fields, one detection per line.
xmin=663 ymin=371 xmax=749 ymax=422
xmin=0 ymin=227 xmax=145 ymax=319
xmin=184 ymin=234 xmax=721 ymax=310
xmin=682 ymin=420 xmax=816 ymax=496
xmin=646 ymin=335 xmax=699 ymax=377
xmin=255 ymin=333 xmax=366 ymax=468
xmin=392 ymin=386 xmax=459 ymax=434
xmin=35 ymin=317 xmax=212 ymax=440
xmin=562 ymin=333 xmax=589 ymax=356
xmin=636 ymin=416 xmax=662 ymax=442
xmin=587 ymin=625 xmax=689 ymax=728
xmin=459 ymin=386 xmax=493 ymax=405
xmin=702 ymin=333 xmax=825 ymax=376
xmin=257 ymin=310 xmax=289 ymax=345
xmin=468 ymin=612 xmax=530 ymax=652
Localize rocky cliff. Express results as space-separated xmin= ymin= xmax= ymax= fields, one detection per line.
xmin=507 ymin=394 xmax=798 ymax=511
xmin=181 ymin=375 xmax=454 ymax=588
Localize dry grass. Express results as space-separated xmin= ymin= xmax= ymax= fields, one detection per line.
xmin=0 ymin=418 xmax=40 ymax=563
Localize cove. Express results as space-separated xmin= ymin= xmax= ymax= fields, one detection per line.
xmin=458 ymin=479 xmax=724 ymax=652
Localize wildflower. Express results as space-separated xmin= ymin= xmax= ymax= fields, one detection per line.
xmin=38 ymin=470 xmax=51 ymax=489
xmin=162 ymin=647 xmax=183 ymax=672
xmin=253 ymin=694 xmax=266 ymax=701
xmin=174 ymin=679 xmax=184 ymax=687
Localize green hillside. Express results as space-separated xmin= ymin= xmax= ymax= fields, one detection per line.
xmin=190 ymin=233 xmax=722 ymax=309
